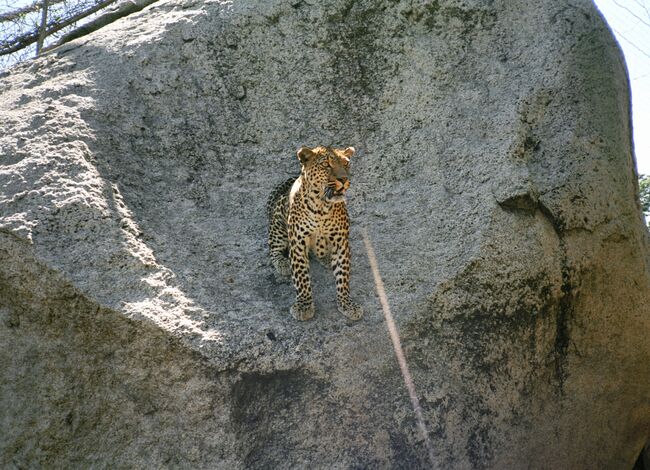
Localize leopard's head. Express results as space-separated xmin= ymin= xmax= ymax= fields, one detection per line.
xmin=297 ymin=146 xmax=355 ymax=204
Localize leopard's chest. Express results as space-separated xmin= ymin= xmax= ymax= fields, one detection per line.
xmin=289 ymin=198 xmax=347 ymax=235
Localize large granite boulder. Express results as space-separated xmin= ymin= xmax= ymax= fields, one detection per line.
xmin=1 ymin=0 xmax=648 ymax=467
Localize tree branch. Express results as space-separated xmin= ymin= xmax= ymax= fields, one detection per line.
xmin=0 ymin=0 xmax=120 ymax=56
xmin=0 ymin=1 xmax=41 ymax=22
xmin=0 ymin=0 xmax=66 ymax=23
xmin=46 ymin=0 xmax=159 ymax=50
xmin=36 ymin=0 xmax=50 ymax=55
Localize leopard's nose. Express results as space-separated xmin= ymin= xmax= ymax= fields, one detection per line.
xmin=336 ymin=177 xmax=349 ymax=191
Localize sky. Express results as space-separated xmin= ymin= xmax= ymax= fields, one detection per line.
xmin=594 ymin=0 xmax=650 ymax=175
xmin=1 ymin=0 xmax=648 ymax=174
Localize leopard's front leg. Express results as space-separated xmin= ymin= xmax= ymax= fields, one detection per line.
xmin=331 ymin=234 xmax=363 ymax=320
xmin=288 ymin=224 xmax=315 ymax=321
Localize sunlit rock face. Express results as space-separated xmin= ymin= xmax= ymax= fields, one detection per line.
xmin=1 ymin=0 xmax=648 ymax=467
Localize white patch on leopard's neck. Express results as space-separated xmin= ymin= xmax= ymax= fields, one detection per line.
xmin=289 ymin=177 xmax=302 ymax=205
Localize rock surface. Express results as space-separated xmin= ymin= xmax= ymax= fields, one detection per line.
xmin=1 ymin=0 xmax=649 ymax=468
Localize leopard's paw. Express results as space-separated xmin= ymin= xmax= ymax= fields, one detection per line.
xmin=291 ymin=301 xmax=315 ymax=321
xmin=338 ymin=298 xmax=363 ymax=321
xmin=273 ymin=258 xmax=292 ymax=278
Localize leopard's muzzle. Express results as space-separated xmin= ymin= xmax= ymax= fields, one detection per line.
xmin=324 ymin=177 xmax=349 ymax=203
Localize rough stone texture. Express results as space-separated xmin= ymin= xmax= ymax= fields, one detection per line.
xmin=1 ymin=0 xmax=649 ymax=468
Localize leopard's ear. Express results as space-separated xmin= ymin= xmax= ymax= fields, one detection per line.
xmin=342 ymin=146 xmax=356 ymax=158
xmin=297 ymin=147 xmax=317 ymax=164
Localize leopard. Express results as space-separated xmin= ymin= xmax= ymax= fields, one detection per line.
xmin=267 ymin=145 xmax=363 ymax=321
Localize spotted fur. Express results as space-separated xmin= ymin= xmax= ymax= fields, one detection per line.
xmin=267 ymin=145 xmax=363 ymax=321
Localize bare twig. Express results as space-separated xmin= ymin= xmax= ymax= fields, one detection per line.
xmin=613 ymin=0 xmax=650 ymax=28
xmin=36 ymin=0 xmax=50 ymax=55
xmin=0 ymin=1 xmax=40 ymax=22
xmin=0 ymin=0 xmax=66 ymax=22
xmin=631 ymin=0 xmax=650 ymax=20
xmin=46 ymin=0 xmax=158 ymax=50
xmin=611 ymin=26 xmax=650 ymax=60
xmin=0 ymin=0 xmax=119 ymax=56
